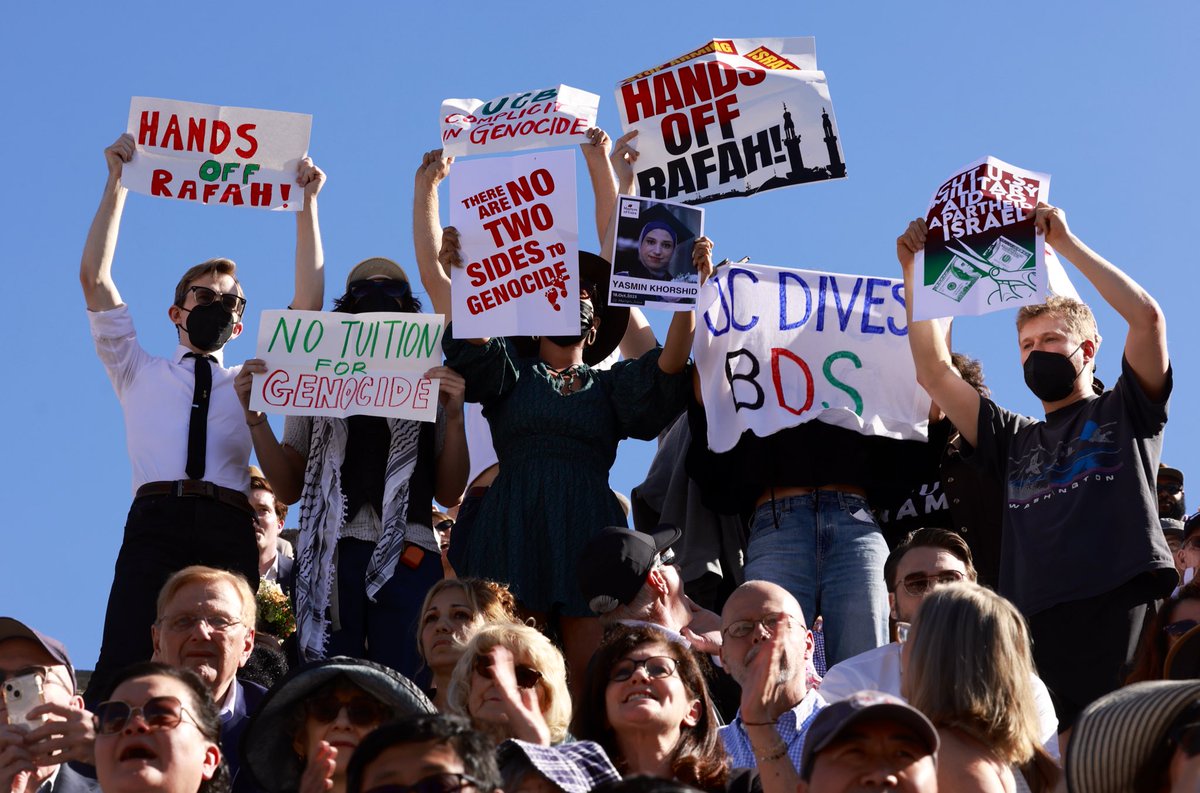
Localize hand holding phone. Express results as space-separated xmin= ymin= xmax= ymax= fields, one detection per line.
xmin=2 ymin=672 xmax=47 ymax=730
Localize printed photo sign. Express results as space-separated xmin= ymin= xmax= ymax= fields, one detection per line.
xmin=609 ymin=196 xmax=704 ymax=311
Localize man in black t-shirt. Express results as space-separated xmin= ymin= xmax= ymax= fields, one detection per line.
xmin=897 ymin=202 xmax=1176 ymax=733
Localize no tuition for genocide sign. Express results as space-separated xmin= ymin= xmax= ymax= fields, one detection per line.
xmin=248 ymin=310 xmax=443 ymax=422
xmin=122 ymin=97 xmax=312 ymax=211
xmin=694 ymin=262 xmax=929 ymax=453
xmin=440 ymin=84 xmax=599 ymax=158
xmin=616 ymin=37 xmax=847 ymax=205
xmin=449 ymin=149 xmax=579 ymax=338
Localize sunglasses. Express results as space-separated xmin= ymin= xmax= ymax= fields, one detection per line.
xmin=899 ymin=570 xmax=965 ymax=596
xmin=1159 ymin=483 xmax=1184 ymax=495
xmin=609 ymin=655 xmax=678 ymax=683
xmin=307 ymin=695 xmax=390 ymax=726
xmin=365 ymin=774 xmax=485 ymax=793
xmin=435 ymin=519 xmax=455 ymax=533
xmin=94 ymin=696 xmax=196 ymax=735
xmin=185 ymin=285 xmax=246 ymax=315
xmin=348 ymin=279 xmax=412 ymax=300
xmin=1165 ymin=619 xmax=1200 ymax=638
xmin=472 ymin=656 xmax=543 ymax=689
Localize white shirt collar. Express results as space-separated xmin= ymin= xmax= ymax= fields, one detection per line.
xmin=216 ymin=678 xmax=240 ymax=722
xmin=172 ymin=344 xmax=226 ymax=366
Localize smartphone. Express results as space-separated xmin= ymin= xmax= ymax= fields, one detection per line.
xmin=3 ymin=671 xmax=47 ymax=728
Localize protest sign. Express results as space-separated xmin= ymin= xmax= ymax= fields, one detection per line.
xmin=248 ymin=310 xmax=442 ymax=421
xmin=449 ymin=149 xmax=579 ymax=337
xmin=913 ymin=157 xmax=1051 ymax=320
xmin=609 ymin=195 xmax=704 ymax=311
xmin=694 ymin=262 xmax=929 ymax=453
xmin=615 ymin=37 xmax=846 ymax=205
xmin=122 ymin=97 xmax=311 ymax=211
xmin=440 ymin=85 xmax=599 ymax=157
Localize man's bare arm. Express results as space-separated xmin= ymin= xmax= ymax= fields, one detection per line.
xmin=290 ymin=157 xmax=326 ymax=311
xmin=79 ymin=135 xmax=133 ymax=312
xmin=414 ymin=150 xmax=454 ymax=317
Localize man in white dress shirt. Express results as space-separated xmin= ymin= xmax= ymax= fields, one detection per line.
xmin=80 ymin=133 xmax=324 ymax=701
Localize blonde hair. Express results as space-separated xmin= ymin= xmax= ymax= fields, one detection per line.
xmin=156 ymin=565 xmax=257 ymax=628
xmin=904 ymin=582 xmax=1042 ymax=766
xmin=1016 ymin=296 xmax=1101 ymax=352
xmin=173 ymin=258 xmax=244 ymax=307
xmin=416 ymin=578 xmax=518 ymax=663
xmin=446 ymin=623 xmax=572 ymax=744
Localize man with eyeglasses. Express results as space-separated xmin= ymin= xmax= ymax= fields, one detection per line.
xmin=345 ymin=715 xmax=500 ymax=793
xmin=150 ymin=567 xmax=264 ymax=793
xmin=81 ymin=134 xmax=326 ymax=704
xmin=717 ymin=580 xmax=824 ymax=779
xmin=819 ymin=528 xmax=1060 ymax=757
xmin=0 ymin=618 xmax=99 ymax=793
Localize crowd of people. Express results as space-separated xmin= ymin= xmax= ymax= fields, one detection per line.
xmin=3 ymin=124 xmax=1197 ymax=793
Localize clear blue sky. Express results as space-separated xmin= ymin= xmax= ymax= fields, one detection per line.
xmin=3 ymin=2 xmax=1196 ymax=669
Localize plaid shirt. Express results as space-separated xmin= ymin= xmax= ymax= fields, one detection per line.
xmin=719 ymin=689 xmax=826 ymax=772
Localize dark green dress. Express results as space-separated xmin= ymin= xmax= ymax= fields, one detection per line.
xmin=444 ymin=325 xmax=691 ymax=616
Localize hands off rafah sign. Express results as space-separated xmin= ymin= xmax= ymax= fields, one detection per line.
xmin=449 ymin=149 xmax=579 ymax=338
xmin=249 ymin=310 xmax=443 ymax=421
xmin=617 ymin=38 xmax=846 ymax=205
xmin=440 ymin=85 xmax=600 ymax=157
xmin=695 ymin=262 xmax=929 ymax=453
xmin=913 ymin=157 xmax=1051 ymax=321
xmin=122 ymin=97 xmax=312 ymax=211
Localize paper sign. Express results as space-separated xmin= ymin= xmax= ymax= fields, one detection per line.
xmin=913 ymin=157 xmax=1051 ymax=320
xmin=616 ymin=37 xmax=846 ymax=205
xmin=694 ymin=262 xmax=929 ymax=453
xmin=248 ymin=310 xmax=443 ymax=421
xmin=449 ymin=149 xmax=579 ymax=337
xmin=440 ymin=84 xmax=599 ymax=157
xmin=609 ymin=195 xmax=705 ymax=311
xmin=122 ymin=97 xmax=312 ymax=211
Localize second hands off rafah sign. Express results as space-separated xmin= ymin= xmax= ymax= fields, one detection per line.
xmin=616 ymin=37 xmax=847 ymax=205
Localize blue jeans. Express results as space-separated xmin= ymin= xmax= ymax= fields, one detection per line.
xmin=745 ymin=491 xmax=889 ymax=667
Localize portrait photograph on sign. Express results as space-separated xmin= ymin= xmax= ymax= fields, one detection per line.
xmin=608 ymin=195 xmax=704 ymax=311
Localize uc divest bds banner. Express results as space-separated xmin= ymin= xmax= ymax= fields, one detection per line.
xmin=248 ymin=310 xmax=443 ymax=422
xmin=123 ymin=97 xmax=312 ymax=211
xmin=440 ymin=85 xmax=599 ymax=157
xmin=913 ymin=157 xmax=1051 ymax=320
xmin=695 ymin=262 xmax=929 ymax=453
xmin=616 ymin=37 xmax=846 ymax=205
xmin=449 ymin=149 xmax=579 ymax=337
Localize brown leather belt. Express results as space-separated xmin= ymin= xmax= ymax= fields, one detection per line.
xmin=755 ymin=484 xmax=869 ymax=509
xmin=135 ymin=480 xmax=253 ymax=515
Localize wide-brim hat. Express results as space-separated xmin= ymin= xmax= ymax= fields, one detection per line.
xmin=498 ymin=739 xmax=622 ymax=793
xmin=242 ymin=657 xmax=435 ymax=793
xmin=1067 ymin=680 xmax=1200 ymax=793
xmin=510 ymin=252 xmax=629 ymax=367
xmin=345 ymin=257 xmax=411 ymax=289
xmin=579 ymin=524 xmax=682 ymax=615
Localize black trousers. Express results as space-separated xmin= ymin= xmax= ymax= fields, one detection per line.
xmin=86 ymin=493 xmax=258 ymax=705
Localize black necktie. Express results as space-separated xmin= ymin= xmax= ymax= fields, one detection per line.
xmin=185 ymin=353 xmax=214 ymax=480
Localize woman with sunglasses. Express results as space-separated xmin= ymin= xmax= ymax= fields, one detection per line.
xmin=1127 ymin=581 xmax=1200 ymax=683
xmin=242 ymin=657 xmax=434 ymax=793
xmin=236 ymin=258 xmax=470 ymax=682
xmin=446 ymin=624 xmax=571 ymax=746
xmin=418 ymin=579 xmax=519 ymax=711
xmin=93 ymin=662 xmax=226 ymax=793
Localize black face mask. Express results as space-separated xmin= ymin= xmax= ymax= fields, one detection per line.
xmin=1023 ymin=343 xmax=1085 ymax=402
xmin=350 ymin=293 xmax=405 ymax=314
xmin=546 ymin=301 xmax=596 ymax=348
xmin=179 ymin=303 xmax=237 ymax=352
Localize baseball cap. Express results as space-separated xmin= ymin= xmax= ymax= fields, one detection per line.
xmin=345 ymin=257 xmax=410 ymax=288
xmin=578 ymin=525 xmax=682 ymax=615
xmin=0 ymin=617 xmax=77 ymax=691
xmin=1160 ymin=464 xmax=1185 ymax=486
xmin=800 ymin=691 xmax=939 ymax=780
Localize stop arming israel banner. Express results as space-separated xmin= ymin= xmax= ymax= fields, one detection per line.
xmin=248 ymin=310 xmax=443 ymax=422
xmin=449 ymin=148 xmax=579 ymax=338
xmin=616 ymin=37 xmax=846 ymax=205
xmin=694 ymin=262 xmax=929 ymax=453
xmin=913 ymin=156 xmax=1051 ymax=320
xmin=440 ymin=84 xmax=600 ymax=158
xmin=122 ymin=97 xmax=312 ymax=211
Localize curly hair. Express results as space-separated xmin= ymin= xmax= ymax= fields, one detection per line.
xmin=573 ymin=624 xmax=727 ymax=792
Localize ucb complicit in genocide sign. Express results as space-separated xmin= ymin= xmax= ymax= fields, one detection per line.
xmin=122 ymin=97 xmax=312 ymax=211
xmin=616 ymin=37 xmax=846 ymax=205
xmin=449 ymin=149 xmax=579 ymax=337
xmin=440 ymin=84 xmax=600 ymax=158
xmin=913 ymin=156 xmax=1051 ymax=320
xmin=695 ymin=262 xmax=929 ymax=454
xmin=248 ymin=310 xmax=443 ymax=421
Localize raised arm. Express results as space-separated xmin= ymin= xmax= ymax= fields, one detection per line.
xmin=233 ymin=360 xmax=307 ymax=503
xmin=897 ymin=218 xmax=981 ymax=447
xmin=1033 ymin=203 xmax=1168 ymax=400
xmin=80 ymin=134 xmax=132 ymax=312
xmin=289 ymin=157 xmax=326 ymax=311
xmin=439 ymin=227 xmax=488 ymax=345
xmin=659 ymin=237 xmax=713 ymax=374
xmin=619 ymin=307 xmax=659 ymax=359
xmin=414 ymin=150 xmax=454 ymax=317
xmin=610 ymin=129 xmax=639 ymax=197
xmin=580 ymin=127 xmax=618 ymax=260
xmin=426 ymin=366 xmax=469 ymax=508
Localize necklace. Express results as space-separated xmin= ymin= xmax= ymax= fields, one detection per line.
xmin=546 ymin=363 xmax=586 ymax=395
